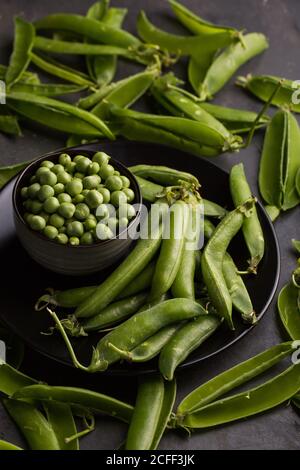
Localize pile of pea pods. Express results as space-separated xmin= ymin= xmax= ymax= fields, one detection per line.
xmin=1 ymin=0 xmax=300 ymax=451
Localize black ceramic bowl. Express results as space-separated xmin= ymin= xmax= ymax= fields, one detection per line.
xmin=12 ymin=150 xmax=142 ymax=276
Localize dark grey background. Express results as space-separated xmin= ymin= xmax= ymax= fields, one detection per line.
xmin=0 ymin=0 xmax=300 ymax=450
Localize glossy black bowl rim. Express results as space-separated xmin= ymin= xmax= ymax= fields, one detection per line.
xmin=13 ymin=149 xmax=142 ymax=250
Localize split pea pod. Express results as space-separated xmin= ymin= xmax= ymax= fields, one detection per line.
xmin=195 ymin=33 xmax=268 ymax=100
xmin=137 ymin=11 xmax=235 ymax=56
xmin=237 ymin=74 xmax=300 ymax=113
xmin=259 ymin=109 xmax=300 ymax=210
xmin=177 ymin=341 xmax=295 ymax=415
xmin=75 ymin=203 xmax=167 ymax=318
xmin=129 ymin=164 xmax=199 ymax=188
xmin=149 ymin=200 xmax=188 ymax=301
xmin=43 ymin=401 xmax=78 ymax=451
xmin=5 ymin=17 xmax=35 ymax=89
xmin=230 ymin=163 xmax=265 ymax=272
xmin=201 ymin=199 xmax=255 ymax=329
xmin=159 ymin=314 xmax=221 ymax=381
xmin=82 ymin=293 xmax=148 ymax=331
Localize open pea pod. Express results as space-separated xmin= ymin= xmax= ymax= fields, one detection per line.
xmin=5 ymin=17 xmax=35 ymax=89
xmin=169 ymin=0 xmax=241 ymax=38
xmin=237 ymin=74 xmax=300 ymax=113
xmin=278 ymin=282 xmax=300 ymax=340
xmin=137 ymin=11 xmax=235 ymax=56
xmin=259 ymin=109 xmax=300 ymax=210
xmin=194 ymin=33 xmax=268 ymax=100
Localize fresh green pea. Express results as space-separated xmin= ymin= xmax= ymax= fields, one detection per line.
xmin=56 ymin=233 xmax=69 ymax=244
xmin=87 ymin=162 xmax=100 ymax=175
xmin=105 ymin=175 xmax=123 ymax=191
xmin=41 ymin=160 xmax=54 ymax=169
xmin=76 ymin=157 xmax=92 ymax=173
xmin=36 ymin=166 xmax=50 ymax=179
xmin=37 ymin=184 xmax=55 ymax=202
xmin=23 ymin=212 xmax=33 ymax=224
xmin=74 ymin=172 xmax=85 ymax=179
xmin=51 ymin=164 xmax=64 ymax=175
xmin=86 ymin=189 xmax=103 ymax=209
xmin=120 ymin=176 xmax=130 ymax=188
xmin=96 ymin=203 xmax=110 ymax=220
xmin=110 ymin=190 xmax=127 ymax=207
xmin=117 ymin=203 xmax=136 ymax=220
xmin=44 ymin=225 xmax=59 ymax=239
xmin=82 ymin=189 xmax=90 ymax=198
xmin=122 ymin=187 xmax=135 ymax=203
xmin=43 ymin=197 xmax=59 ymax=214
xmin=73 ymin=194 xmax=85 ymax=204
xmin=58 ymin=153 xmax=71 ymax=166
xmin=53 ymin=183 xmax=64 ymax=195
xmin=118 ymin=217 xmax=129 ymax=229
xmin=30 ymin=175 xmax=37 ymax=183
xmin=21 ymin=187 xmax=28 ymax=199
xmin=93 ymin=151 xmax=110 ymax=165
xmin=97 ymin=187 xmax=111 ymax=203
xmin=39 ymin=171 xmax=57 ymax=186
xmin=58 ymin=202 xmax=75 ymax=219
xmin=74 ymin=203 xmax=90 ymax=220
xmin=29 ymin=215 xmax=46 ymax=231
xmin=39 ymin=211 xmax=50 ymax=224
xmin=58 ymin=192 xmax=72 ymax=203
xmin=96 ymin=223 xmax=114 ymax=240
xmin=73 ymin=155 xmax=85 ymax=163
xmin=80 ymin=232 xmax=94 ymax=245
xmin=59 ymin=226 xmax=67 ymax=234
xmin=99 ymin=163 xmax=114 ymax=179
xmin=107 ymin=217 xmax=118 ymax=232
xmin=83 ymin=175 xmax=101 ymax=189
xmin=69 ymin=236 xmax=80 ymax=246
xmin=67 ymin=221 xmax=84 ymax=237
xmin=31 ymin=200 xmax=43 ymax=214
xmin=56 ymin=171 xmax=72 ymax=185
xmin=65 ymin=179 xmax=83 ymax=197
xmin=65 ymin=161 xmax=76 ymax=174
xmin=84 ymin=216 xmax=97 ymax=231
xmin=27 ymin=182 xmax=41 ymax=199
xmin=49 ymin=213 xmax=65 ymax=229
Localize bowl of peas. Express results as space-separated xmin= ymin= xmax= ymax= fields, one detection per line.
xmin=13 ymin=149 xmax=142 ymax=275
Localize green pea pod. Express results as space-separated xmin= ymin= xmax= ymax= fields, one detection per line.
xmin=176 ymin=361 xmax=300 ymax=429
xmin=0 ymin=359 xmax=36 ymax=396
xmin=237 ymin=74 xmax=300 ymax=113
xmin=159 ymin=315 xmax=221 ymax=381
xmin=117 ymin=325 xmax=181 ymax=363
xmin=92 ymin=70 xmax=158 ymax=120
xmin=12 ymin=82 xmax=87 ymax=97
xmin=82 ymin=293 xmax=148 ymax=331
xmin=230 ymin=163 xmax=265 ymax=272
xmin=169 ymin=0 xmax=240 ymax=37
xmin=259 ymin=109 xmax=300 ymax=210
xmin=278 ymin=282 xmax=300 ymax=340
xmin=0 ymin=440 xmax=22 ymax=450
xmin=177 ymin=341 xmax=295 ymax=415
xmin=203 ymin=199 xmax=227 ymax=218
xmin=0 ymin=160 xmax=33 ymax=191
xmin=0 ymin=64 xmax=39 ymax=84
xmin=30 ymin=52 xmax=94 ymax=86
xmin=126 ymin=375 xmax=165 ymax=450
xmin=151 ymin=74 xmax=242 ymax=149
xmin=35 ymin=14 xmax=140 ymax=48
xmin=151 ymin=379 xmax=176 ymax=450
xmin=111 ymin=112 xmax=220 ymax=157
xmin=196 ymin=33 xmax=268 ymax=100
xmin=13 ymin=384 xmax=134 ymax=423
xmin=188 ymin=55 xmax=214 ymax=97
xmin=117 ymin=261 xmax=156 ymax=299
xmin=87 ymin=0 xmax=109 ymax=20
xmin=3 ymin=399 xmax=61 ymax=450
xmin=5 ymin=17 xmax=35 ymax=89
xmin=296 ymin=168 xmax=300 ymax=197
xmin=264 ymin=205 xmax=280 ymax=222
xmin=135 ymin=176 xmax=164 ymax=202
xmin=0 ymin=115 xmax=21 ymax=136
xmin=75 ymin=204 xmax=166 ymax=318
xmin=129 ymin=164 xmax=199 ymax=188
xmin=200 ymin=101 xmax=270 ymax=134
xmin=78 ymin=82 xmax=117 ymax=109
xmin=43 ymin=402 xmax=78 ymax=451
xmin=7 ymin=91 xmax=114 ymax=139
xmin=137 ymin=11 xmax=234 ymax=56
xmin=201 ymin=199 xmax=255 ymax=329
xmin=292 ymin=239 xmax=300 ymax=254
xmin=149 ymin=200 xmax=188 ymax=300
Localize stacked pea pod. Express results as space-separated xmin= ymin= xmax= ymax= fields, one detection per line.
xmin=35 ymin=163 xmax=263 ymax=381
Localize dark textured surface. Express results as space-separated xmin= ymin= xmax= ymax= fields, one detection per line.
xmin=0 ymin=0 xmax=299 ymax=450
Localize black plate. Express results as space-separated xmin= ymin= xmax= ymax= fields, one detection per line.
xmin=0 ymin=141 xmax=280 ymax=375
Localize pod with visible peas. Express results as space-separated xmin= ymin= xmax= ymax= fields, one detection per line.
xmin=11 ymin=81 xmax=87 ymax=97
xmin=237 ymin=74 xmax=300 ymax=113
xmin=137 ymin=11 xmax=235 ymax=56
xmin=149 ymin=200 xmax=188 ymax=301
xmin=192 ymin=33 xmax=268 ymax=100
xmin=201 ymin=199 xmax=255 ymax=329
xmin=259 ymin=109 xmax=300 ymax=210
xmin=82 ymin=292 xmax=148 ymax=331
xmin=159 ymin=314 xmax=221 ymax=381
xmin=230 ymin=163 xmax=264 ymax=272
xmin=129 ymin=163 xmax=199 ymax=188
